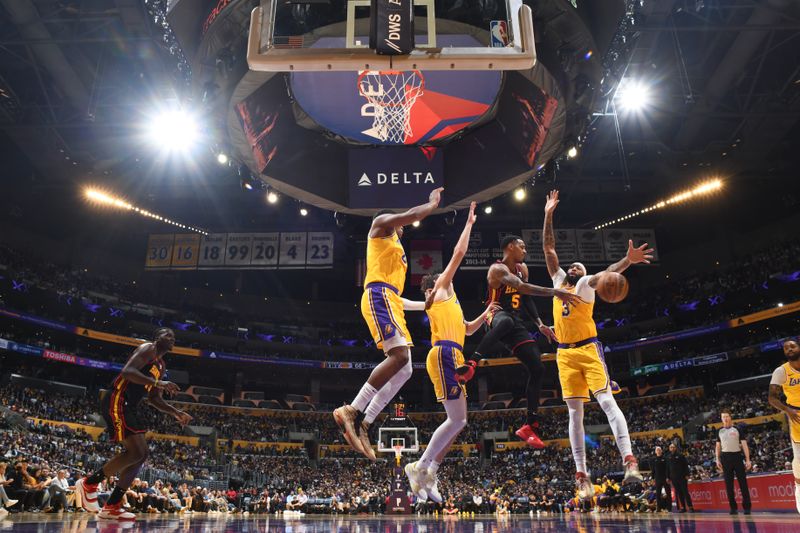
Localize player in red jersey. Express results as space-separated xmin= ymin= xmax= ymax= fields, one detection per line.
xmin=75 ymin=328 xmax=192 ymax=521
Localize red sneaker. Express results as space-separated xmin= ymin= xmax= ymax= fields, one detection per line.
xmin=455 ymin=360 xmax=477 ymax=384
xmin=515 ymin=423 xmax=545 ymax=449
xmin=98 ymin=502 xmax=136 ymax=521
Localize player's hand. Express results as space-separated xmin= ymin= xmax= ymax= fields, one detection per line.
xmin=544 ymin=190 xmax=559 ymax=214
xmin=787 ymin=408 xmax=800 ymax=425
xmin=467 ymin=201 xmax=477 ymax=225
xmin=626 ymin=240 xmax=654 ymax=265
xmin=429 ymin=187 xmax=444 ymax=206
xmin=745 ymin=460 xmax=752 ymax=471
xmin=157 ymin=380 xmax=180 ymax=395
xmin=485 ymin=302 xmax=502 ymax=315
xmin=538 ymin=323 xmax=558 ymax=343
xmin=174 ymin=410 xmax=193 ymax=426
xmin=553 ymin=288 xmax=585 ymax=306
xmin=716 ymin=461 xmax=723 ymax=473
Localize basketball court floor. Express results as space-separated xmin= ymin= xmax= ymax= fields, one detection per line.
xmin=1 ymin=513 xmax=797 ymax=532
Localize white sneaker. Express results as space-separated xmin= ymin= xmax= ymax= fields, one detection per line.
xmin=3 ymin=499 xmax=17 ymax=509
xmin=98 ymin=503 xmax=136 ymax=521
xmin=794 ymin=483 xmax=800 ymax=514
xmin=622 ymin=455 xmax=643 ymax=484
xmin=0 ymin=507 xmax=8 ymax=519
xmin=404 ymin=462 xmax=428 ymax=501
xmin=423 ymin=467 xmax=442 ymax=504
xmin=75 ymin=478 xmax=101 ymax=513
xmin=575 ymin=472 xmax=595 ymax=499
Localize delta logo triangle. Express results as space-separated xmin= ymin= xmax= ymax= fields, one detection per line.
xmin=358 ymin=173 xmax=372 ymax=186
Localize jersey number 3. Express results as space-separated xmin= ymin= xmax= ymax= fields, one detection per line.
xmin=562 ymin=302 xmax=571 ymax=317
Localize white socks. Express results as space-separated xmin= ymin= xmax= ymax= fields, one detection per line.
xmin=595 ymin=390 xmax=633 ymax=461
xmin=419 ymin=398 xmax=467 ymax=469
xmin=566 ymin=399 xmax=587 ymax=474
xmin=362 ymin=351 xmax=413 ymax=422
xmin=351 ymin=383 xmax=378 ymax=412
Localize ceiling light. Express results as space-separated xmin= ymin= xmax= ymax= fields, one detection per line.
xmin=484 ymin=206 xmax=493 ymax=214
xmin=217 ymin=153 xmax=229 ymax=165
xmin=567 ymin=146 xmax=578 ymax=159
xmin=412 ymin=221 xmax=420 ymax=228
xmin=300 ymin=207 xmax=308 ymax=217
xmin=617 ymin=80 xmax=651 ymax=112
xmin=147 ymin=109 xmax=198 ymax=151
xmin=514 ymin=188 xmax=527 ymax=201
xmin=267 ymin=191 xmax=278 ymax=204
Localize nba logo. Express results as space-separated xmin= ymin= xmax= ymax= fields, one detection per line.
xmin=490 ymin=21 xmax=509 ymax=47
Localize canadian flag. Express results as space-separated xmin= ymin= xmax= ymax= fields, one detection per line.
xmin=410 ymin=240 xmax=443 ymax=286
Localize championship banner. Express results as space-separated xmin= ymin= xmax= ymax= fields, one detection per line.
xmin=144 ymin=234 xmax=175 ymax=269
xmin=575 ymin=229 xmax=605 ymax=263
xmin=601 ymin=229 xmax=629 ymax=262
xmin=410 ymin=240 xmax=442 ymax=285
xmin=171 ymin=234 xmax=200 ymax=269
xmin=461 ymin=231 xmax=500 ymax=270
xmin=689 ymin=472 xmax=796 ymax=512
xmin=520 ymin=229 xmax=545 ymax=264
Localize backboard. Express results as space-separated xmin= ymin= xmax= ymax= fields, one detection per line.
xmin=377 ymin=426 xmax=419 ymax=453
xmin=247 ymin=0 xmax=535 ymax=71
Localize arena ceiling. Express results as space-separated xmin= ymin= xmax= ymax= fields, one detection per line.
xmin=0 ymin=0 xmax=798 ymax=234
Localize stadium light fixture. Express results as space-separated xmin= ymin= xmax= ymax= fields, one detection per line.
xmin=217 ymin=153 xmax=229 ymax=165
xmin=83 ymin=187 xmax=208 ymax=235
xmin=484 ymin=205 xmax=493 ymax=214
xmin=616 ymin=80 xmax=650 ymax=113
xmin=514 ymin=187 xmax=527 ymax=201
xmin=147 ymin=109 xmax=199 ymax=152
xmin=594 ymin=179 xmax=723 ymax=230
xmin=267 ymin=191 xmax=279 ymax=204
xmin=412 ymin=221 xmax=420 ymax=228
xmin=300 ymin=207 xmax=308 ymax=217
xmin=567 ymin=146 xmax=578 ymax=159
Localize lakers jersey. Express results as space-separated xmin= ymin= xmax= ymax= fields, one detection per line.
xmin=779 ymin=362 xmax=800 ymax=407
xmin=426 ymin=293 xmax=466 ymax=348
xmin=364 ymin=232 xmax=407 ymax=293
xmin=552 ymin=272 xmax=597 ymax=345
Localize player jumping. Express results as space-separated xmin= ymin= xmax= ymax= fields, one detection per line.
xmin=75 ymin=328 xmax=192 ymax=521
xmin=455 ymin=237 xmax=581 ymax=448
xmin=768 ymin=337 xmax=800 ymax=513
xmin=542 ymin=189 xmax=652 ymax=497
xmin=401 ymin=202 xmax=500 ymax=502
xmin=334 ymin=188 xmax=443 ymax=460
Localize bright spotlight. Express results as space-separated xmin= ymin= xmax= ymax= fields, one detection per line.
xmin=514 ymin=188 xmax=526 ymax=201
xmin=147 ymin=109 xmax=198 ymax=151
xmin=300 ymin=207 xmax=308 ymax=217
xmin=484 ymin=206 xmax=493 ymax=214
xmin=412 ymin=221 xmax=420 ymax=228
xmin=567 ymin=146 xmax=578 ymax=159
xmin=267 ymin=191 xmax=278 ymax=204
xmin=617 ymin=80 xmax=650 ymax=112
xmin=217 ymin=153 xmax=229 ymax=165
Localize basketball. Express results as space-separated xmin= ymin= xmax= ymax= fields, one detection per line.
xmin=596 ymin=272 xmax=629 ymax=303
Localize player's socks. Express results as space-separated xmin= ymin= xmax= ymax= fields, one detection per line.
xmin=351 ymin=383 xmax=378 ymax=412
xmin=106 ymin=487 xmax=125 ymax=506
xmin=85 ymin=469 xmax=105 ymax=485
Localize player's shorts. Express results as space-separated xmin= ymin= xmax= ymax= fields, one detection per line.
xmin=426 ymin=340 xmax=467 ymax=402
xmin=556 ymin=336 xmax=611 ymax=401
xmin=101 ymin=390 xmax=147 ymax=443
xmin=487 ymin=311 xmax=536 ymax=353
xmin=789 ymin=406 xmax=800 ymax=444
xmin=361 ymin=282 xmax=412 ymax=352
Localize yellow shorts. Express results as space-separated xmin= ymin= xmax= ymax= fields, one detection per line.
xmin=360 ymin=283 xmax=412 ymax=351
xmin=426 ymin=341 xmax=467 ymax=402
xmin=556 ymin=340 xmax=611 ymax=401
xmin=790 ymin=417 xmax=800 ymax=444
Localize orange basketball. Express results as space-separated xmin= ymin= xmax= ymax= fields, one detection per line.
xmin=596 ymin=272 xmax=629 ymax=303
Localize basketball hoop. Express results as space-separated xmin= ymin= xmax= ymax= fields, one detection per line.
xmin=357 ymin=70 xmax=425 ymax=144
xmin=393 ymin=444 xmax=404 ymax=466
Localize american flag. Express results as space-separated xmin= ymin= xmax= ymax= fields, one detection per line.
xmin=273 ymin=35 xmax=304 ymax=49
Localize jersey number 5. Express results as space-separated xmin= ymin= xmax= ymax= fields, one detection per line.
xmin=511 ymin=294 xmax=521 ymax=309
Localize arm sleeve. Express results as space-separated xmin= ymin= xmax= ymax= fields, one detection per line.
xmin=575 ymin=275 xmax=596 ymax=302
xmin=400 ymin=298 xmax=426 ymax=311
xmin=521 ymin=295 xmax=541 ymax=322
xmin=551 ymin=268 xmax=566 ymax=288
xmin=770 ymin=366 xmax=787 ymax=386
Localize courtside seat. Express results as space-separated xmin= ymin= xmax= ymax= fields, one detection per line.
xmin=174 ymin=393 xmax=196 ymax=403
xmin=258 ymin=400 xmax=283 ymax=409
xmin=292 ymin=402 xmax=315 ymax=411
xmin=481 ymin=400 xmax=507 ymax=410
xmin=198 ymin=394 xmax=223 ymax=405
xmin=232 ymin=399 xmax=257 ymax=408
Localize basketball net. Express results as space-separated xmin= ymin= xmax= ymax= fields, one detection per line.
xmin=393 ymin=444 xmax=404 ymax=467
xmin=358 ymin=70 xmax=424 ymax=144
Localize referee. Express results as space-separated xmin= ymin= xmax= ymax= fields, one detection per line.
xmin=715 ymin=410 xmax=751 ymax=515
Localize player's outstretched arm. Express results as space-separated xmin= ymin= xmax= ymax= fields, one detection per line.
xmin=543 ymin=189 xmax=560 ymax=278
xmin=401 ymin=298 xmax=426 ymax=312
xmin=371 ymin=187 xmax=444 ymax=236
xmin=587 ymin=239 xmax=654 ymax=288
xmin=465 ymin=302 xmax=502 ymax=336
xmin=434 ymin=201 xmax=476 ymax=293
xmin=489 ymin=263 xmax=584 ymax=305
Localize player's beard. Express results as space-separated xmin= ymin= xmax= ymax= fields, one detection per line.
xmin=566 ymin=273 xmax=581 ymax=286
xmin=787 ymin=352 xmax=800 ymax=362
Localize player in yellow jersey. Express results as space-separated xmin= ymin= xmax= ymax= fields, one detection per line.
xmin=334 ymin=187 xmax=443 ymax=460
xmin=542 ymin=189 xmax=653 ymax=498
xmin=399 ymin=202 xmax=500 ymax=502
xmin=768 ymin=337 xmax=800 ymax=513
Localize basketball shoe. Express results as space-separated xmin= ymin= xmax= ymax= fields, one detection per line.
xmin=333 ymin=405 xmax=366 ymax=456
xmin=622 ymin=455 xmax=643 ymax=484
xmin=98 ymin=502 xmax=136 ymax=521
xmin=455 ymin=360 xmax=477 ymax=384
xmin=404 ymin=462 xmax=428 ymax=501
xmin=357 ymin=421 xmax=376 ymax=461
xmin=515 ymin=422 xmax=545 ymax=448
xmin=575 ymin=472 xmax=595 ymax=499
xmin=423 ymin=468 xmax=443 ymax=504
xmin=75 ymin=478 xmax=100 ymax=513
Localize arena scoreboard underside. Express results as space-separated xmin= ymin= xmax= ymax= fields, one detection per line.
xmin=144 ymin=232 xmax=334 ymax=270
